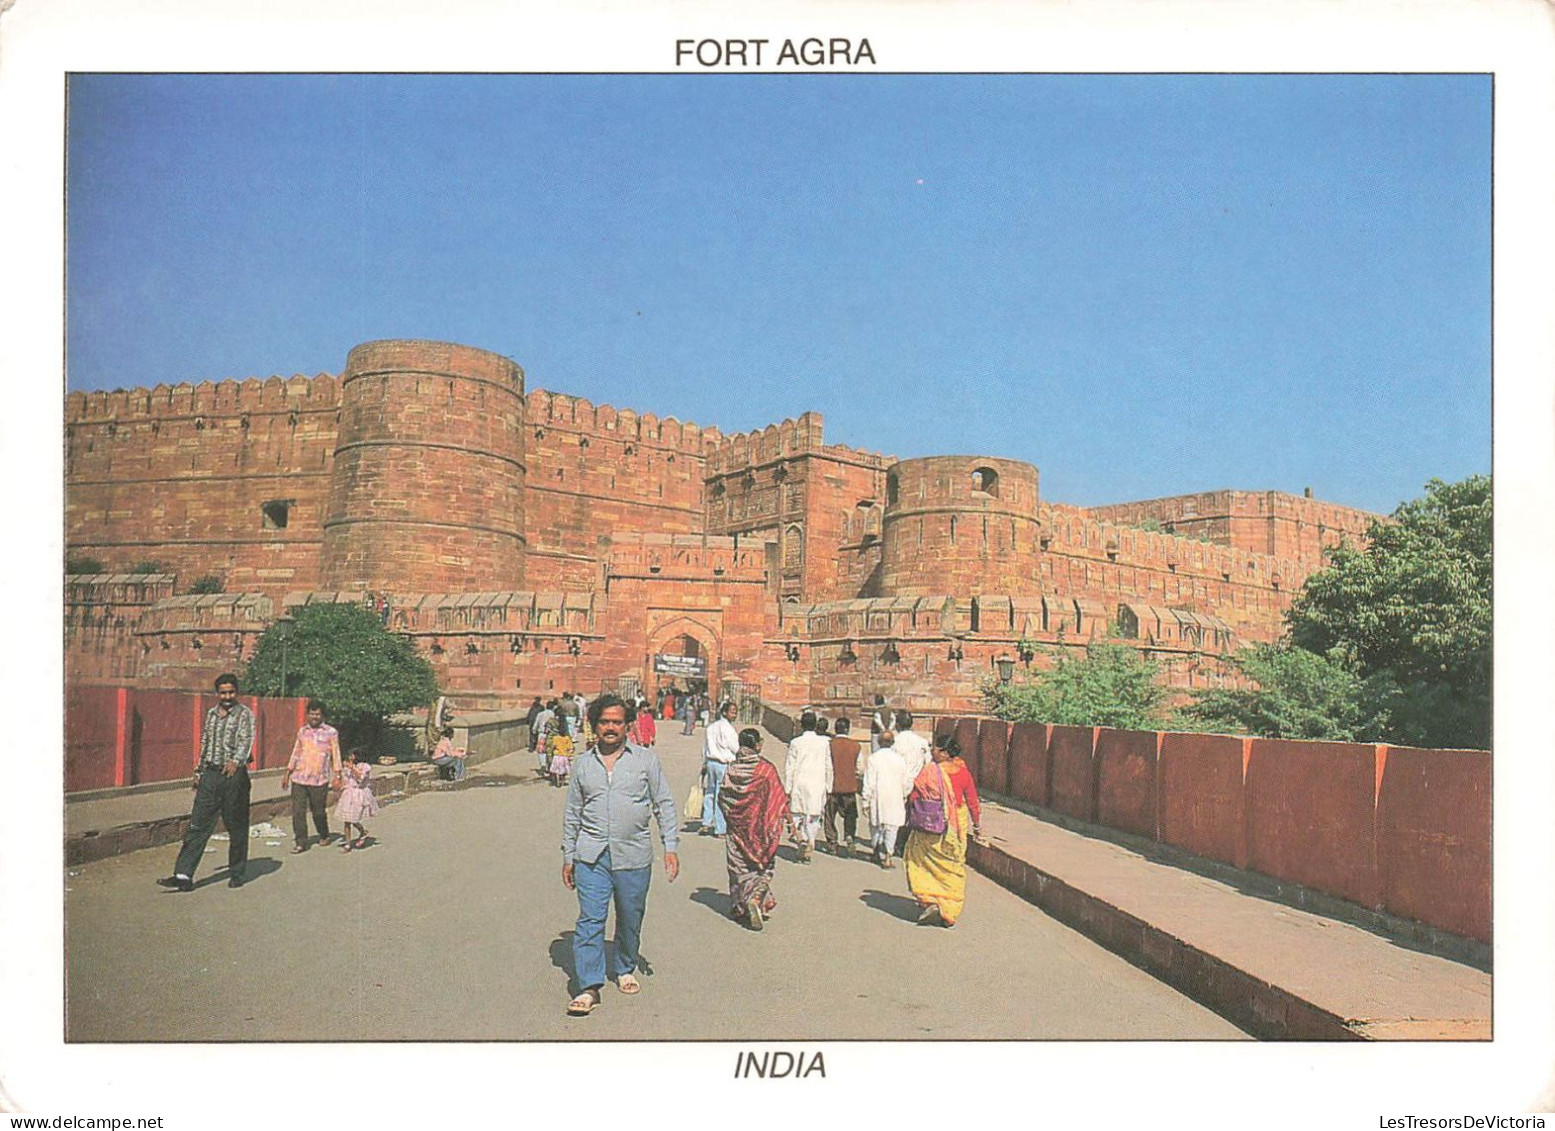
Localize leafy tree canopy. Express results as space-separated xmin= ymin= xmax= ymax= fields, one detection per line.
xmin=1178 ymin=643 xmax=1385 ymax=742
xmin=1285 ymin=474 xmax=1490 ymax=749
xmin=243 ymin=602 xmax=438 ymax=747
xmin=985 ymin=642 xmax=1168 ymax=730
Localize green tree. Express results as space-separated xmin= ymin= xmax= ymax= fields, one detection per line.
xmin=1179 ymin=643 xmax=1384 ymax=741
xmin=243 ymin=603 xmax=438 ymax=749
xmin=985 ymin=642 xmax=1168 ymax=729
xmin=1286 ymin=474 xmax=1490 ymax=749
xmin=188 ymin=573 xmax=224 ymax=594
xmin=65 ymin=555 xmax=105 ymax=575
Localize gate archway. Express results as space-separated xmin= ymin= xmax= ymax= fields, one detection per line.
xmin=644 ymin=616 xmax=721 ymax=700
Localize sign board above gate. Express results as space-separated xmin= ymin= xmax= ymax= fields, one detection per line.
xmin=653 ymin=653 xmax=707 ymax=679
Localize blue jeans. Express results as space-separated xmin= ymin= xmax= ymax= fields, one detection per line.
xmin=701 ymin=760 xmax=728 ymax=834
xmin=572 ymin=850 xmax=651 ymax=992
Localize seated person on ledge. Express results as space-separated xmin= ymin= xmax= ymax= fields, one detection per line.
xmin=430 ymin=726 xmax=467 ymax=782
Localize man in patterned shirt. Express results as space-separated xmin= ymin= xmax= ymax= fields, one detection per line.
xmin=282 ymin=699 xmax=342 ymax=853
xmin=158 ymin=673 xmax=256 ymax=892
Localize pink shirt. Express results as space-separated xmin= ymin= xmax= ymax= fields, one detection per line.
xmin=287 ymin=724 xmax=341 ymax=786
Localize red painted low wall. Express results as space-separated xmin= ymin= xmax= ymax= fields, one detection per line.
xmin=1158 ymin=732 xmax=1248 ymax=868
xmin=67 ymin=686 xmax=307 ymax=791
xmin=1048 ymin=725 xmax=1099 ymax=822
xmin=938 ymin=714 xmax=1490 ymax=943
xmin=977 ymin=718 xmax=1011 ymax=795
xmin=1094 ymin=728 xmax=1158 ymax=840
xmin=66 ymin=686 xmax=122 ymax=792
xmin=1376 ymin=746 xmax=1491 ymax=942
xmin=1245 ymin=739 xmax=1382 ymax=910
xmin=132 ymin=690 xmax=204 ymax=783
xmin=1006 ymin=722 xmax=1049 ymax=807
xmin=952 ymin=717 xmax=981 ymax=780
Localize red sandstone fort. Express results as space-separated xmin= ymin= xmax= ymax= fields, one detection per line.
xmin=65 ymin=338 xmax=1380 ymax=714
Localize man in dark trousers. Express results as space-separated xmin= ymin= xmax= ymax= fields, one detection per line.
xmin=158 ymin=673 xmax=256 ymax=891
xmin=823 ymin=716 xmax=864 ymax=857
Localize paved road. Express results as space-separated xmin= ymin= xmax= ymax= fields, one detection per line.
xmin=65 ymin=725 xmax=1248 ymax=1041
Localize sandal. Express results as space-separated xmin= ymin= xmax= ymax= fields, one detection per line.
xmin=617 ymin=973 xmax=641 ymax=994
xmin=566 ymin=989 xmax=600 ymax=1016
xmin=341 ymin=840 xmax=353 ymax=852
xmin=353 ymin=837 xmax=368 ymax=849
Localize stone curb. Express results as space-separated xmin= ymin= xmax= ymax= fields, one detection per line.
xmin=65 ymin=752 xmax=517 ymax=867
xmin=967 ymin=836 xmax=1364 ymax=1041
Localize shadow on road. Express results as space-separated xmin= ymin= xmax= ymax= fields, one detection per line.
xmin=688 ymin=885 xmax=734 ymax=921
xmin=859 ymin=888 xmax=920 ymax=922
xmin=548 ymin=931 xmax=655 ymax=996
xmin=180 ymin=856 xmax=281 ymax=891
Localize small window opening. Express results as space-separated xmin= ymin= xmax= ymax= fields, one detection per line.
xmin=971 ymin=467 xmax=1000 ymax=496
xmin=261 ymin=500 xmax=291 ymax=529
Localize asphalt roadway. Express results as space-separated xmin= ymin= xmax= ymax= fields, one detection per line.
xmin=64 ymin=724 xmax=1248 ymax=1042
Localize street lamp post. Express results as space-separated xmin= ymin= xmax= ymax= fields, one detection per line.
xmin=274 ymin=614 xmax=296 ymax=698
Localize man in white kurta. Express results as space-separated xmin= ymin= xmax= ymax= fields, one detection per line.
xmin=892 ymin=711 xmax=932 ymax=782
xmin=783 ymin=712 xmax=832 ymax=863
xmin=862 ymin=733 xmax=912 ymax=869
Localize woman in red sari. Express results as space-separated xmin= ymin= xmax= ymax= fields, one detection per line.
xmin=717 ymin=727 xmax=791 ymax=930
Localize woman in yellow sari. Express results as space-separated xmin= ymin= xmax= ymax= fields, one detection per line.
xmin=904 ymin=733 xmax=983 ymax=927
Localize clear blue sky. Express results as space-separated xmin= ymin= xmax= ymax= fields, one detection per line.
xmin=66 ymin=74 xmax=1490 ymax=515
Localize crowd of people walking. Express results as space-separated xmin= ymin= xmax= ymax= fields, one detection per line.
xmin=556 ymin=693 xmax=983 ymax=1017
xmin=149 ymin=674 xmax=978 ymax=1020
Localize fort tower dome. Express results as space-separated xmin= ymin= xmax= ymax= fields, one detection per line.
xmin=321 ymin=340 xmax=527 ymax=593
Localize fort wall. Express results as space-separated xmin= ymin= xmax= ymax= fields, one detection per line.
xmin=523 ymin=389 xmax=716 ymax=587
xmin=1086 ymin=489 xmax=1376 ymax=573
xmin=66 ymin=374 xmax=340 ymax=593
xmin=66 ymin=337 xmax=1382 ymax=716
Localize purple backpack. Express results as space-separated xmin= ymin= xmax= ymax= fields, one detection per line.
xmin=905 ymin=767 xmax=949 ymax=834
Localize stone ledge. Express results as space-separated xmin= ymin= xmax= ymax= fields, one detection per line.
xmin=966 ymin=835 xmax=1489 ymax=1042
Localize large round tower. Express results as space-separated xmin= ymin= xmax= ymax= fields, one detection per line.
xmin=320 ymin=339 xmax=527 ymax=593
xmin=879 ymin=456 xmax=1041 ymax=596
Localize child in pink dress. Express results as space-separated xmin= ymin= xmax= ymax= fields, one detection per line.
xmin=336 ymin=750 xmax=380 ymax=850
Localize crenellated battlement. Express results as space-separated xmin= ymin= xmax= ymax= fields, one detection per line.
xmin=526 ymin=388 xmax=720 ymax=455
xmin=66 ymin=373 xmax=342 ymax=423
xmin=706 ymin=412 xmax=828 ymax=473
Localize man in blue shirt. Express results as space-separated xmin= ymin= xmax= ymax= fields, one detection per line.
xmin=561 ymin=694 xmax=679 ymax=1016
